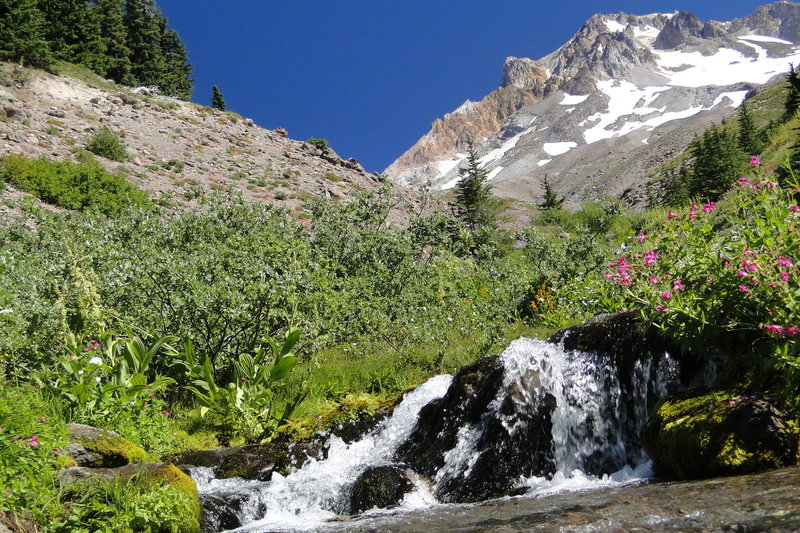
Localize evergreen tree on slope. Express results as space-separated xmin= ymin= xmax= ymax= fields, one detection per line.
xmin=0 ymin=0 xmax=52 ymax=68
xmin=455 ymin=144 xmax=495 ymax=231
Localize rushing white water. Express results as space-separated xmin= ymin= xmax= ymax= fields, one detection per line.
xmin=191 ymin=338 xmax=681 ymax=532
xmin=193 ymin=374 xmax=452 ymax=532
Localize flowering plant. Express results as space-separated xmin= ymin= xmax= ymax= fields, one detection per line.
xmin=604 ymin=161 xmax=800 ymax=371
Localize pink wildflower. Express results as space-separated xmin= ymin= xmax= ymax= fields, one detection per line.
xmin=703 ymin=202 xmax=716 ymax=212
xmin=739 ymin=177 xmax=749 ymax=185
xmin=649 ymin=275 xmax=659 ymax=285
xmin=780 ymin=272 xmax=791 ymax=281
xmin=769 ymin=281 xmax=780 ymax=287
xmin=785 ymin=325 xmax=799 ymax=337
xmin=750 ymin=156 xmax=761 ymax=167
xmin=778 ymin=257 xmax=793 ymax=268
xmin=667 ymin=210 xmax=677 ymax=220
xmin=38 ymin=417 xmax=46 ymax=424
xmin=25 ymin=436 xmax=39 ymax=447
xmin=738 ymin=285 xmax=749 ymax=292
xmin=656 ymin=305 xmax=667 ymax=314
xmin=766 ymin=325 xmax=784 ymax=336
xmin=638 ymin=232 xmax=646 ymax=243
xmin=661 ymin=291 xmax=672 ymax=301
xmin=791 ymin=205 xmax=799 ymax=213
xmin=644 ymin=250 xmax=659 ymax=267
xmin=673 ymin=279 xmax=685 ymax=291
xmin=736 ymin=269 xmax=747 ymax=277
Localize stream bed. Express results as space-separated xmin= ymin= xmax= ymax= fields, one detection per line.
xmin=327 ymin=466 xmax=800 ymax=532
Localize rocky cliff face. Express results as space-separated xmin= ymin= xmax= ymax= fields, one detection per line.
xmin=384 ymin=2 xmax=800 ymax=207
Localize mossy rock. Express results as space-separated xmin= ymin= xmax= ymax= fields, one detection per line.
xmin=58 ymin=463 xmax=202 ymax=533
xmin=643 ymin=390 xmax=800 ymax=480
xmin=65 ymin=423 xmax=149 ymax=467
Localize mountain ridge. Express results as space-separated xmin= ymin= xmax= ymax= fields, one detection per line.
xmin=385 ymin=1 xmax=800 ymax=208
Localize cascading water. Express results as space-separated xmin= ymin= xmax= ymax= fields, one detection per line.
xmin=189 ymin=337 xmax=681 ymax=532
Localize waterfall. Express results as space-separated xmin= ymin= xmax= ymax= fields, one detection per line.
xmin=190 ymin=337 xmax=681 ymax=532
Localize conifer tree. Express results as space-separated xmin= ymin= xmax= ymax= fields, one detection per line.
xmin=0 ymin=0 xmax=52 ymax=68
xmin=95 ymin=0 xmax=131 ymax=82
xmin=455 ymin=144 xmax=495 ymax=231
xmin=39 ymin=0 xmax=103 ymax=69
xmin=689 ymin=125 xmax=743 ymax=201
xmin=737 ymin=101 xmax=763 ymax=156
xmin=159 ymin=25 xmax=193 ymax=99
xmin=539 ymin=175 xmax=564 ymax=211
xmin=785 ymin=64 xmax=800 ymax=121
xmin=124 ymin=0 xmax=165 ymax=86
xmin=211 ymin=85 xmax=226 ymax=111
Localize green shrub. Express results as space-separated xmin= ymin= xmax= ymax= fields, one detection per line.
xmin=85 ymin=128 xmax=128 ymax=162
xmin=0 ymin=155 xmax=151 ymax=215
xmin=307 ymin=137 xmax=328 ymax=150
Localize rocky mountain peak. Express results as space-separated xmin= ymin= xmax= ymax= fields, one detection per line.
xmin=736 ymin=1 xmax=800 ymax=43
xmin=501 ymin=56 xmax=548 ymax=93
xmin=653 ymin=11 xmax=704 ymax=49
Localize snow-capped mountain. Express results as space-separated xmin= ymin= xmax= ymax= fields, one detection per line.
xmin=384 ymin=2 xmax=800 ymax=207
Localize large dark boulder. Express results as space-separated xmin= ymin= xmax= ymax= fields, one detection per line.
xmin=348 ymin=465 xmax=414 ymax=514
xmin=644 ymin=390 xmax=800 ymax=479
xmin=395 ymin=354 xmax=556 ymax=503
xmin=172 ymin=442 xmax=325 ymax=481
xmin=64 ymin=423 xmax=149 ymax=467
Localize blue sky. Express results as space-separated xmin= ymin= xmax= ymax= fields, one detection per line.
xmin=158 ymin=1 xmax=771 ymax=173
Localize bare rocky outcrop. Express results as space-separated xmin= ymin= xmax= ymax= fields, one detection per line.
xmin=0 ymin=65 xmax=418 ymax=224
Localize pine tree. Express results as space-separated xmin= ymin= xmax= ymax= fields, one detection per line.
xmin=689 ymin=125 xmax=743 ymax=201
xmin=94 ymin=0 xmax=131 ymax=82
xmin=124 ymin=0 xmax=165 ymax=86
xmin=455 ymin=144 xmax=495 ymax=231
xmin=737 ymin=101 xmax=763 ymax=156
xmin=0 ymin=0 xmax=52 ymax=68
xmin=785 ymin=64 xmax=800 ymax=121
xmin=39 ymin=0 xmax=104 ymax=69
xmin=159 ymin=25 xmax=193 ymax=99
xmin=539 ymin=175 xmax=564 ymax=211
xmin=211 ymin=85 xmax=226 ymax=111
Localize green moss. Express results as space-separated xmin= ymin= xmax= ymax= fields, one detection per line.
xmin=145 ymin=463 xmax=202 ymax=533
xmin=77 ymin=433 xmax=150 ymax=467
xmin=276 ymin=393 xmax=389 ymax=442
xmin=645 ymin=390 xmax=799 ymax=479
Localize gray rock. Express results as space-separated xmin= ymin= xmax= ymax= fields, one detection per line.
xmin=3 ymin=105 xmax=27 ymax=120
xmin=0 ymin=88 xmax=16 ymax=102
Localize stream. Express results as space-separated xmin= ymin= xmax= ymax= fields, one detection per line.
xmin=187 ymin=337 xmax=800 ymax=532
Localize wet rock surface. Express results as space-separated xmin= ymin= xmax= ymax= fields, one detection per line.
xmin=395 ymin=354 xmax=557 ymax=503
xmin=173 ymin=442 xmax=325 ymax=481
xmin=334 ymin=466 xmax=800 ymax=532
xmin=348 ymin=465 xmax=414 ymax=514
xmin=644 ymin=390 xmax=800 ymax=479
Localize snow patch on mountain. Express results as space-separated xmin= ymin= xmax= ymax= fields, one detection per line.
xmin=604 ymin=19 xmax=627 ymax=33
xmin=655 ymin=44 xmax=800 ymax=87
xmin=543 ymin=142 xmax=578 ymax=156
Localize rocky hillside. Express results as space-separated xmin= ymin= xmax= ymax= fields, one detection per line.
xmin=0 ymin=63 xmax=415 ymax=221
xmin=385 ymin=1 xmax=800 ymax=208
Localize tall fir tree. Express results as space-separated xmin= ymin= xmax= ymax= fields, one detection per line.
xmin=124 ymin=0 xmax=165 ymax=86
xmin=455 ymin=144 xmax=495 ymax=231
xmin=211 ymin=85 xmax=226 ymax=110
xmin=0 ymin=0 xmax=52 ymax=68
xmin=690 ymin=125 xmax=743 ymax=201
xmin=94 ymin=0 xmax=131 ymax=82
xmin=39 ymin=0 xmax=104 ymax=69
xmin=785 ymin=63 xmax=800 ymax=121
xmin=737 ymin=101 xmax=763 ymax=156
xmin=158 ymin=25 xmax=192 ymax=99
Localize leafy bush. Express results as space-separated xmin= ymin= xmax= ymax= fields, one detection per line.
xmin=0 ymin=155 xmax=151 ymax=215
xmin=85 ymin=127 xmax=128 ymax=162
xmin=306 ymin=137 xmax=328 ymax=150
xmin=175 ymin=329 xmax=305 ymax=443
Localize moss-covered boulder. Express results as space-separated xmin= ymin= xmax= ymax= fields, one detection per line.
xmin=58 ymin=463 xmax=202 ymax=533
xmin=64 ymin=423 xmax=149 ymax=467
xmin=643 ymin=390 xmax=800 ymax=479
